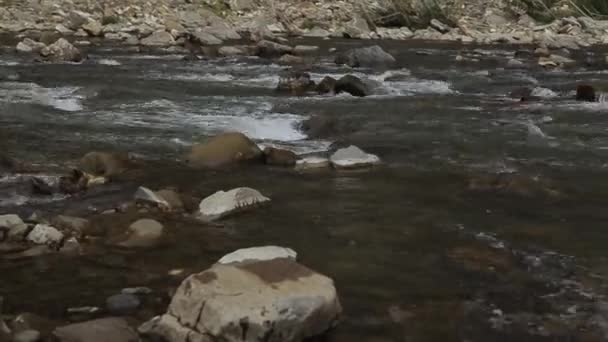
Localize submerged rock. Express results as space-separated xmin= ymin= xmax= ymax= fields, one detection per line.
xmin=263 ymin=147 xmax=297 ymax=166
xmin=198 ymin=187 xmax=270 ymax=221
xmin=117 ymin=219 xmax=164 ymax=248
xmin=335 ymin=75 xmax=370 ymax=97
xmin=186 ymin=132 xmax=262 ymax=169
xmin=26 ymin=224 xmax=63 ymax=246
xmin=106 ymin=294 xmax=141 ymax=315
xmin=218 ymin=246 xmax=297 ymax=264
xmin=53 ymin=318 xmax=139 ymax=342
xmin=330 ymin=146 xmax=381 ymax=169
xmin=39 ymin=38 xmax=83 ymax=63
xmin=335 ymin=45 xmax=396 ymax=68
xmin=139 ymin=248 xmax=341 ymax=342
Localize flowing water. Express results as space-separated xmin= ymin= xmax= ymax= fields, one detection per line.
xmin=2 ymin=39 xmax=608 ymax=341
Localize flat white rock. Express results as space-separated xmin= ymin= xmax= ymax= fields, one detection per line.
xmin=295 ymin=156 xmax=330 ymax=171
xmin=218 ymin=246 xmax=297 ymax=264
xmin=26 ymin=224 xmax=64 ymax=245
xmin=198 ymin=187 xmax=270 ymax=221
xmin=330 ymin=145 xmax=380 ymax=169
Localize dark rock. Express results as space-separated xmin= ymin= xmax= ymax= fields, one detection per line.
xmin=255 ymin=40 xmax=292 ymax=58
xmin=30 ymin=177 xmax=53 ymax=196
xmin=316 ymin=76 xmax=337 ymax=95
xmin=300 ymin=115 xmax=357 ymax=139
xmin=576 ymin=84 xmax=596 ymax=102
xmin=51 ymin=215 xmax=89 ymax=239
xmin=335 ymin=45 xmax=396 ymax=68
xmin=276 ymin=70 xmax=316 ymax=95
xmin=58 ymin=169 xmax=89 ymax=194
xmin=263 ymin=147 xmax=297 ymax=167
xmin=335 ymin=75 xmax=370 ymax=97
xmin=105 ymin=294 xmax=141 ymax=315
xmin=186 ymin=132 xmax=262 ymax=169
xmin=53 ymin=318 xmax=139 ymax=342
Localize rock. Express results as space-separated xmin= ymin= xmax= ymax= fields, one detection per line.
xmin=121 ymin=287 xmax=153 ymax=295
xmin=12 ymin=329 xmax=40 ymax=342
xmin=278 ymin=54 xmax=306 ymax=65
xmin=53 ymin=318 xmax=139 ymax=342
xmin=79 ymin=151 xmax=130 ymax=177
xmin=197 ymin=187 xmax=270 ymax=221
xmin=295 ymin=157 xmax=331 ymax=171
xmin=141 ymin=30 xmax=176 ymax=47
xmin=534 ymin=47 xmax=550 ymax=57
xmin=316 ymin=76 xmax=337 ymax=95
xmin=39 ymin=38 xmax=83 ymax=63
xmin=82 ymin=20 xmax=103 ymax=37
xmin=343 ymin=13 xmax=371 ymax=39
xmin=106 ymin=294 xmax=141 ymax=315
xmin=303 ymin=27 xmax=331 ymax=38
xmin=228 ymin=0 xmax=255 ymax=11
xmin=293 ymin=45 xmax=319 ymax=56
xmin=59 ymin=237 xmax=80 ymax=255
xmin=276 ymin=70 xmax=315 ymax=94
xmin=139 ymin=252 xmax=341 ymax=342
xmin=256 ymin=40 xmax=293 ymax=58
xmin=16 ymin=38 xmax=45 ymax=53
xmin=335 ymin=75 xmax=370 ymax=97
xmin=192 ymin=30 xmax=223 ymax=45
xmin=51 ymin=215 xmax=89 ymax=238
xmin=55 ymin=24 xmax=74 ymax=35
xmin=156 ymin=189 xmax=184 ymax=210
xmin=335 ymin=45 xmax=396 ymax=68
xmin=204 ymin=25 xmax=241 ymax=41
xmin=58 ymin=169 xmax=95 ymax=194
xmin=67 ymin=10 xmax=90 ymax=30
xmin=300 ymin=115 xmax=350 ymax=139
xmin=263 ymin=147 xmax=297 ymax=166
xmin=26 ymin=224 xmax=63 ymax=246
xmin=134 ymin=187 xmax=169 ymax=209
xmin=218 ymin=246 xmax=297 ymax=264
xmin=0 ymin=215 xmax=27 ymax=242
xmin=0 ymin=215 xmax=24 ymax=229
xmin=430 ymin=19 xmax=450 ymax=33
xmin=576 ymin=84 xmax=596 ymax=102
xmin=117 ymin=219 xmax=164 ymax=248
xmin=506 ymin=59 xmax=525 ymax=68
xmin=186 ymin=132 xmax=262 ymax=169
xmin=330 ymin=146 xmax=381 ymax=169
xmin=218 ymin=46 xmax=248 ymax=57
xmin=30 ymin=177 xmax=54 ymax=196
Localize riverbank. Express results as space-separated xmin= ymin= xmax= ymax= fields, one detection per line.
xmin=1 ymin=0 xmax=608 ymax=53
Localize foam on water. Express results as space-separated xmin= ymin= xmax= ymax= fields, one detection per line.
xmin=0 ymin=82 xmax=84 ymax=111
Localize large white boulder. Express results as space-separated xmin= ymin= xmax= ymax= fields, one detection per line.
xmin=139 ymin=248 xmax=341 ymax=342
xmin=329 ymin=146 xmax=380 ymax=169
xmin=198 ymin=187 xmax=270 ymax=221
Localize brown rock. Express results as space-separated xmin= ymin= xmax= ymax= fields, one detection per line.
xmin=156 ymin=189 xmax=184 ymax=210
xmin=263 ymin=147 xmax=297 ymax=166
xmin=186 ymin=132 xmax=262 ymax=169
xmin=79 ymin=151 xmax=130 ymax=177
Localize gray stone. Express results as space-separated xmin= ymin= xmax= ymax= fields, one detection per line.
xmin=67 ymin=10 xmax=90 ymax=30
xmin=430 ymin=19 xmax=450 ymax=33
xmin=16 ymin=39 xmax=45 ymax=53
xmin=82 ymin=20 xmax=103 ymax=37
xmin=55 ymin=24 xmax=73 ymax=35
xmin=134 ymin=187 xmax=169 ymax=208
xmin=218 ymin=246 xmax=296 ymax=264
xmin=228 ymin=0 xmax=255 ymax=11
xmin=303 ymin=27 xmax=331 ymax=38
xmin=106 ymin=294 xmax=141 ymax=315
xmin=53 ymin=318 xmax=139 ymax=342
xmin=140 ymin=30 xmax=175 ymax=46
xmin=52 ymin=215 xmax=89 ymax=237
xmin=293 ymin=45 xmax=319 ymax=56
xmin=118 ymin=219 xmax=164 ymax=248
xmin=295 ymin=157 xmax=330 ymax=171
xmin=205 ymin=25 xmax=241 ymax=41
xmin=139 ymin=251 xmax=341 ymax=342
xmin=256 ymin=39 xmax=292 ymax=58
xmin=335 ymin=45 xmax=395 ymax=68
xmin=26 ymin=224 xmax=63 ymax=246
xmin=0 ymin=215 xmax=23 ymax=229
xmin=198 ymin=187 xmax=270 ymax=221
xmin=330 ymin=146 xmax=381 ymax=169
xmin=278 ymin=54 xmax=306 ymax=65
xmin=218 ymin=46 xmax=248 ymax=57
xmin=343 ymin=13 xmax=371 ymax=39
xmin=39 ymin=38 xmax=83 ymax=63
xmin=506 ymin=59 xmax=525 ymax=68
xmin=121 ymin=287 xmax=152 ymax=295
xmin=12 ymin=329 xmax=40 ymax=342
xmin=192 ymin=30 xmax=223 ymax=45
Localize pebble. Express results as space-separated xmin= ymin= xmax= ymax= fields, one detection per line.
xmin=105 ymin=293 xmax=141 ymax=315
xmin=12 ymin=329 xmax=41 ymax=342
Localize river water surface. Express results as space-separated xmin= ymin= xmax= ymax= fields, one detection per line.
xmin=2 ymin=39 xmax=608 ymax=341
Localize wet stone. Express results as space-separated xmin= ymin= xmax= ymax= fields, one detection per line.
xmin=106 ymin=294 xmax=141 ymax=315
